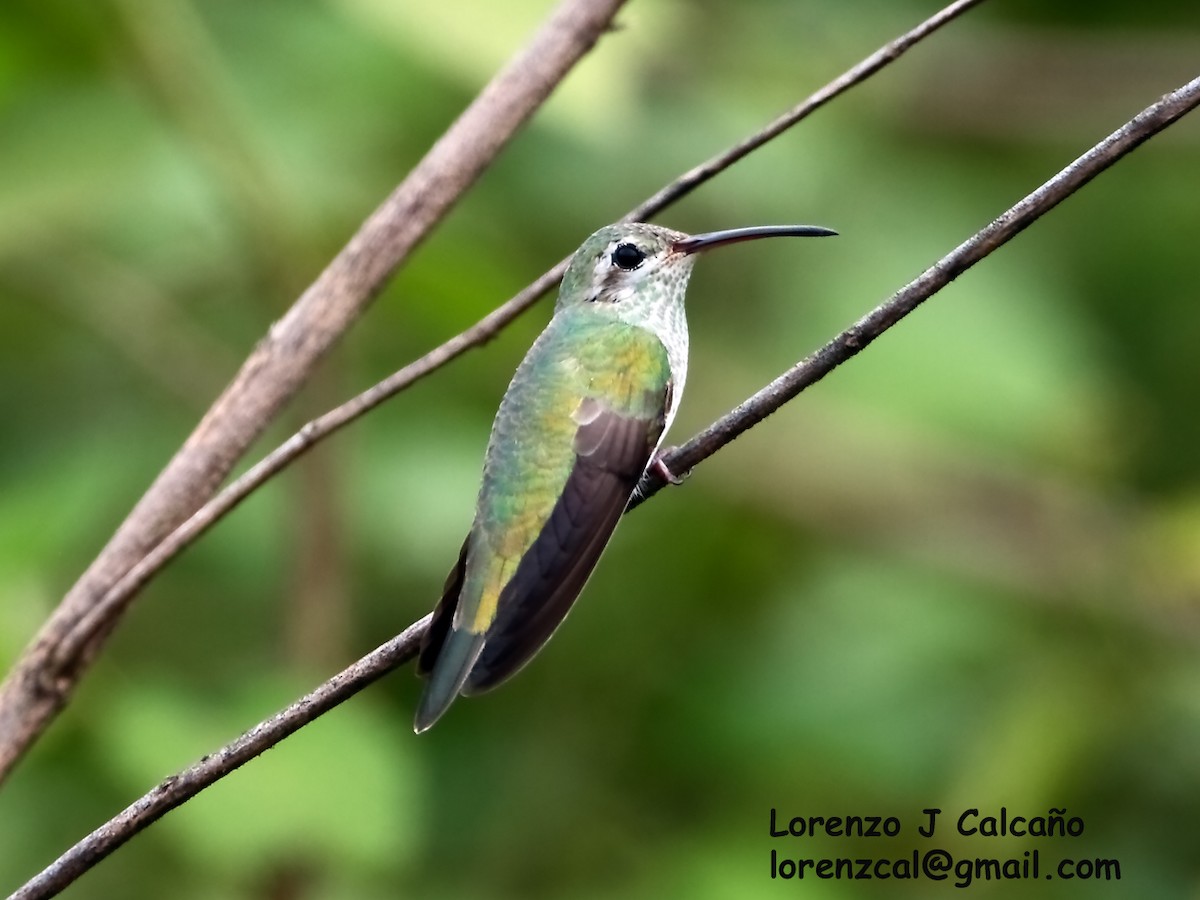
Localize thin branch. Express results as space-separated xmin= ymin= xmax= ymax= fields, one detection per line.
xmin=45 ymin=0 xmax=989 ymax=707
xmin=7 ymin=618 xmax=430 ymax=900
xmin=626 ymin=0 xmax=987 ymax=218
xmin=630 ymin=73 xmax=1200 ymax=506
xmin=12 ymin=67 xmax=1200 ymax=900
xmin=0 ymin=0 xmax=628 ymax=784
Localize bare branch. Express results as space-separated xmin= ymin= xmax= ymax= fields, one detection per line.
xmin=40 ymin=0 xmax=989 ymax=722
xmin=12 ymin=66 xmax=1200 ymax=900
xmin=631 ymin=73 xmax=1200 ymax=506
xmin=0 ymin=0 xmax=629 ymax=784
xmin=625 ymin=0 xmax=988 ymax=219
xmin=7 ymin=618 xmax=430 ymax=900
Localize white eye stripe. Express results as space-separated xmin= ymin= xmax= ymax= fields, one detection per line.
xmin=584 ymin=238 xmax=662 ymax=303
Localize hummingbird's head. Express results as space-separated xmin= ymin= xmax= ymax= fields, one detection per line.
xmin=557 ymin=223 xmax=692 ymax=310
xmin=557 ymin=221 xmax=838 ymax=312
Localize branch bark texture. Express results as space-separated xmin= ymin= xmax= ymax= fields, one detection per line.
xmin=0 ymin=0 xmax=628 ymax=783
xmin=12 ymin=66 xmax=1200 ymax=900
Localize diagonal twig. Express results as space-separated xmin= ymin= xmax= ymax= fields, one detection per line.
xmin=0 ymin=0 xmax=630 ymax=785
xmin=45 ymin=0 xmax=990 ymax=712
xmin=12 ymin=66 xmax=1200 ymax=900
xmin=8 ymin=617 xmax=431 ymax=900
xmin=631 ymin=73 xmax=1200 ymax=505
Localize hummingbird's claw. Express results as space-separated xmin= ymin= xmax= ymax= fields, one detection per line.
xmin=651 ymin=448 xmax=685 ymax=486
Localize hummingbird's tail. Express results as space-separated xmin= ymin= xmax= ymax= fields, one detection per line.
xmin=414 ymin=627 xmax=486 ymax=733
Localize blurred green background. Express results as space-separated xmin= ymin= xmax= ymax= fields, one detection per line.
xmin=2 ymin=0 xmax=1199 ymax=897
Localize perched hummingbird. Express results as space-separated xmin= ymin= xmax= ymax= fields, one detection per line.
xmin=414 ymin=221 xmax=836 ymax=732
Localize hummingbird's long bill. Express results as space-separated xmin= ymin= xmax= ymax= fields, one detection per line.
xmin=673 ymin=224 xmax=837 ymax=254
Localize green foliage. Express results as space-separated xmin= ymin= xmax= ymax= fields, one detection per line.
xmin=2 ymin=0 xmax=1199 ymax=897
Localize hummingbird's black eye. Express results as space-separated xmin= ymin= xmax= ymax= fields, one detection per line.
xmin=611 ymin=242 xmax=645 ymax=271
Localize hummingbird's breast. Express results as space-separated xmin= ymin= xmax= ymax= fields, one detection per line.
xmin=613 ymin=275 xmax=690 ymax=435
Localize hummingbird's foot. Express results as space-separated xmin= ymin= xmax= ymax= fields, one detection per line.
xmin=628 ymin=449 xmax=688 ymax=508
xmin=650 ymin=447 xmax=685 ymax=485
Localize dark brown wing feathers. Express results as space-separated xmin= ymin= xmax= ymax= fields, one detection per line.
xmin=463 ymin=393 xmax=665 ymax=693
xmin=417 ymin=535 xmax=469 ymax=676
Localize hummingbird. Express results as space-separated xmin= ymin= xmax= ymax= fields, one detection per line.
xmin=414 ymin=220 xmax=836 ymax=732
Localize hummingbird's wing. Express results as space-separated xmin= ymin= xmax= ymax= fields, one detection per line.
xmin=416 ymin=535 xmax=469 ymax=679
xmin=462 ymin=389 xmax=667 ymax=693
xmin=416 ymin=316 xmax=672 ymax=728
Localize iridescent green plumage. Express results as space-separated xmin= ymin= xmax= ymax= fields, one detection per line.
xmin=462 ymin=312 xmax=671 ymax=632
xmin=414 ymin=221 xmax=835 ymax=731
